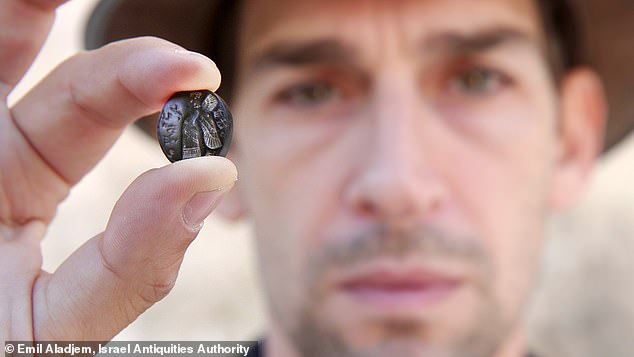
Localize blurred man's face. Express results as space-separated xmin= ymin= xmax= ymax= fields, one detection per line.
xmin=231 ymin=0 xmax=563 ymax=356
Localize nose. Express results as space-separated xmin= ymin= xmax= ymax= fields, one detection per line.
xmin=344 ymin=74 xmax=448 ymax=227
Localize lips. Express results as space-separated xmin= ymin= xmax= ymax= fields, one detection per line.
xmin=337 ymin=265 xmax=461 ymax=308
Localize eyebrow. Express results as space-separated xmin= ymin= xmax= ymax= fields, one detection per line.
xmin=248 ymin=39 xmax=357 ymax=73
xmin=422 ymin=27 xmax=537 ymax=55
xmin=247 ymin=27 xmax=537 ymax=74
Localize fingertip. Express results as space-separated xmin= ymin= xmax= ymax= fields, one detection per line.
xmin=168 ymin=156 xmax=238 ymax=191
xmin=173 ymin=49 xmax=222 ymax=92
xmin=123 ymin=156 xmax=238 ymax=211
xmin=114 ymin=37 xmax=222 ymax=108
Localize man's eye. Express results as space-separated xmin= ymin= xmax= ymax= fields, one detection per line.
xmin=279 ymin=82 xmax=339 ymax=107
xmin=450 ymin=68 xmax=510 ymax=95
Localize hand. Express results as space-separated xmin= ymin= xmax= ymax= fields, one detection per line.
xmin=0 ymin=0 xmax=237 ymax=341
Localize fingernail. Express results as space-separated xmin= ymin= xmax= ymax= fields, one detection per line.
xmin=183 ymin=185 xmax=232 ymax=229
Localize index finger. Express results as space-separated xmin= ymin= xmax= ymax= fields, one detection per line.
xmin=10 ymin=37 xmax=221 ymax=184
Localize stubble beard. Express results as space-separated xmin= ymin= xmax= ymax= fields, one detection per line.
xmin=270 ymin=224 xmax=522 ymax=357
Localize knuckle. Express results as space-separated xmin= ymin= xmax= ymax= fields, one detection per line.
xmin=136 ymin=274 xmax=178 ymax=306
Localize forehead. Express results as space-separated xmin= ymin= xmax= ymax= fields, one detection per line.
xmin=239 ymin=0 xmax=543 ymax=58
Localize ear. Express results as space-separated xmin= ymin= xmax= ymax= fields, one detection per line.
xmin=549 ymin=68 xmax=607 ymax=209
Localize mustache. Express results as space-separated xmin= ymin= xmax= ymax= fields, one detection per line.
xmin=311 ymin=224 xmax=491 ymax=272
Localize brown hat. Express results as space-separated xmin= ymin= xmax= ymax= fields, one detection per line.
xmin=85 ymin=0 xmax=634 ymax=152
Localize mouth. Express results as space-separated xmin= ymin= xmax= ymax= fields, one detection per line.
xmin=337 ymin=263 xmax=462 ymax=309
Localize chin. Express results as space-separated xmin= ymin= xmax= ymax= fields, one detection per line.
xmin=289 ymin=289 xmax=507 ymax=357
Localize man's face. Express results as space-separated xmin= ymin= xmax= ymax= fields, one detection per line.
xmin=231 ymin=0 xmax=561 ymax=355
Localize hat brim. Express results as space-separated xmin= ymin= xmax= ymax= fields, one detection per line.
xmin=85 ymin=0 xmax=220 ymax=55
xmin=85 ymin=0 xmax=634 ymax=152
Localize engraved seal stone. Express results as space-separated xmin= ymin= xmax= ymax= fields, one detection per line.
xmin=157 ymin=90 xmax=233 ymax=162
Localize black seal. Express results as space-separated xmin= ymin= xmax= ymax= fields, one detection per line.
xmin=157 ymin=90 xmax=233 ymax=162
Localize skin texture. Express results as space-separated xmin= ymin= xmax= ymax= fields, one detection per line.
xmin=0 ymin=0 xmax=604 ymax=356
xmin=220 ymin=0 xmax=606 ymax=356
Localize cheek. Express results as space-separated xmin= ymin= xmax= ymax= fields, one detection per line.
xmin=234 ymin=106 xmax=365 ymax=328
xmin=232 ymin=97 xmax=361 ymax=287
xmin=441 ymin=104 xmax=556 ymax=314
xmin=235 ymin=109 xmax=346 ymax=232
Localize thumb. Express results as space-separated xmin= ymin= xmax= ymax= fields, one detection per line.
xmin=33 ymin=156 xmax=237 ymax=340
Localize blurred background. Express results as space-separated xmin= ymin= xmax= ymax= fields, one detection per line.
xmin=9 ymin=1 xmax=634 ymax=356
